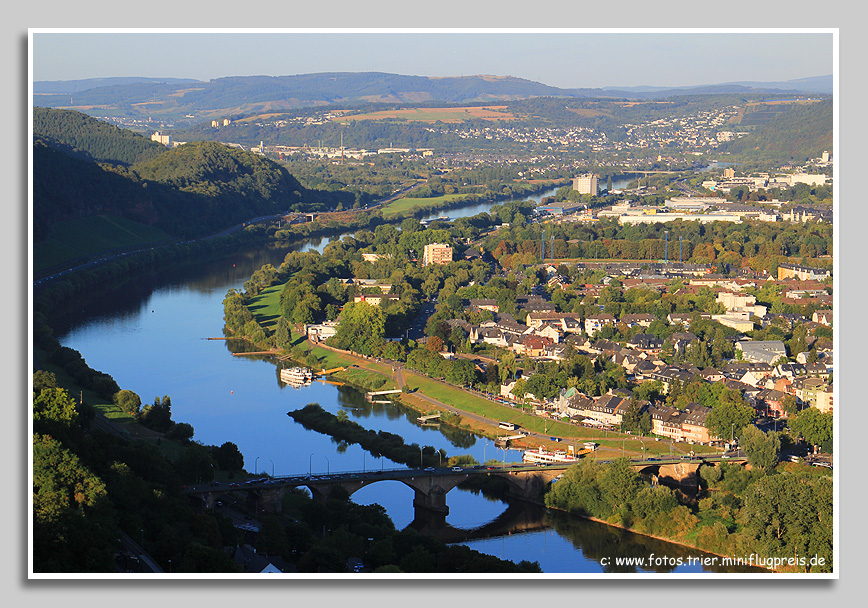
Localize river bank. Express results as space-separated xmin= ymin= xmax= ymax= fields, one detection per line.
xmin=376 ymin=180 xmax=568 ymax=220
xmin=545 ymin=505 xmax=770 ymax=573
xmin=272 ymin=338 xmax=772 ymax=573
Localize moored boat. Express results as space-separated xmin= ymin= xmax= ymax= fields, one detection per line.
xmin=522 ymin=445 xmax=579 ymax=465
xmin=280 ymin=366 xmax=313 ymax=387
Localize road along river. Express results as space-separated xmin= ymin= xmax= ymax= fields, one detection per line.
xmin=52 ymin=193 xmax=756 ymax=573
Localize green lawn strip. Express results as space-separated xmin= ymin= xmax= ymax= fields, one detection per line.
xmin=304 ymin=343 xmax=362 ymax=369
xmin=34 ymin=215 xmax=174 ymax=273
xmin=332 ymin=367 xmax=396 ymax=391
xmin=588 ymin=436 xmax=689 ymax=457
xmin=246 ymin=282 xmax=285 ymax=330
xmin=401 ymin=372 xmax=595 ymax=439
xmin=278 ymin=340 xmax=398 ymax=391
xmin=35 ymin=356 xmax=135 ymax=423
xmin=33 ymin=353 xmax=182 ymax=450
xmin=380 ymin=193 xmax=469 ymax=218
xmin=273 ymin=336 xmax=700 ymax=452
xmin=33 ymin=240 xmax=92 ymax=273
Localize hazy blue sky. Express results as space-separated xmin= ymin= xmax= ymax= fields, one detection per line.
xmin=31 ymin=30 xmax=834 ymax=90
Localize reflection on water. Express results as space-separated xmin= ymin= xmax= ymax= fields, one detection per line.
xmin=461 ymin=507 xmax=766 ymax=574
xmin=52 ymin=191 xmax=752 ymax=573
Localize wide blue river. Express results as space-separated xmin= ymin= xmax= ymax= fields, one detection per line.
xmin=53 ymin=189 xmax=756 ymax=574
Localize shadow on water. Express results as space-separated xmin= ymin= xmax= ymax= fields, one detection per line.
xmin=542 ymin=509 xmax=766 ymax=573
xmin=50 ymin=191 xmax=770 ymax=574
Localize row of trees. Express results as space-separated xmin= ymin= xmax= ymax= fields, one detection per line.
xmin=483 ymin=215 xmax=832 ymax=274
xmin=545 ymin=457 xmax=832 ymax=572
xmin=33 ymin=107 xmax=167 ymax=166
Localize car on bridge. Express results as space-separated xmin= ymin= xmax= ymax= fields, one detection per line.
xmin=451 ymin=467 xmax=463 ymax=472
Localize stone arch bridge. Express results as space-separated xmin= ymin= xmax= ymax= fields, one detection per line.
xmin=183 ymin=464 xmax=567 ymax=527
xmin=182 ymin=457 xmax=745 ymax=528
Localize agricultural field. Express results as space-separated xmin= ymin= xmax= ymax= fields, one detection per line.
xmin=333 ymin=105 xmax=516 ymax=123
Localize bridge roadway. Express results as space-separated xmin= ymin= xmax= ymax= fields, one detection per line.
xmin=182 ymin=455 xmax=745 ymax=528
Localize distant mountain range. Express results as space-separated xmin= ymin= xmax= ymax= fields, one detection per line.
xmin=32 ymin=77 xmax=202 ymax=95
xmin=32 ymin=72 xmax=833 ymax=123
xmin=604 ymin=74 xmax=832 ymax=95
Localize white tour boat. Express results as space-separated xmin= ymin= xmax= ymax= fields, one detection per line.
xmin=280 ymin=366 xmax=313 ymax=387
xmin=522 ymin=445 xmax=579 ymax=465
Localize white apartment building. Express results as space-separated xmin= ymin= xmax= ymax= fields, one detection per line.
xmin=151 ymin=131 xmax=173 ymax=147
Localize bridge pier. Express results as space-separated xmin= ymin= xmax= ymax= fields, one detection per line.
xmin=256 ymin=488 xmax=287 ymax=514
xmin=412 ymin=486 xmax=449 ymax=516
xmin=410 ymin=488 xmax=449 ymax=531
xmin=633 ymin=462 xmax=701 ymax=488
xmin=501 ymin=469 xmax=561 ymax=501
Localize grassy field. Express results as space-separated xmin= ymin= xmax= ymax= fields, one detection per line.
xmin=379 ymin=193 xmax=470 ymax=218
xmin=399 ymin=369 xmax=699 ymax=456
xmin=34 ymin=350 xmax=177 ymax=448
xmin=34 ymin=215 xmax=173 ymax=273
xmin=246 ymin=282 xmax=285 ymax=330
xmin=331 ymin=367 xmax=396 ymax=392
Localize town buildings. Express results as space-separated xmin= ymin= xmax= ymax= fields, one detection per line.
xmin=422 ymin=242 xmax=453 ymax=266
xmin=572 ymin=173 xmax=598 ymax=195
xmin=778 ymin=263 xmax=832 ymax=281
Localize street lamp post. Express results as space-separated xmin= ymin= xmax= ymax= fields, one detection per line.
xmin=255 ymin=456 xmax=260 ymax=476
xmin=309 ymin=453 xmax=314 ymax=475
xmin=420 ymin=447 xmax=424 ymax=469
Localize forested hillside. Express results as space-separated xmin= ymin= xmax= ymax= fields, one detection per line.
xmin=33 ymin=109 xmax=331 ymax=244
xmin=721 ymin=99 xmax=833 ymax=163
xmin=32 ymin=139 xmax=164 ymax=242
xmin=33 ymin=107 xmax=167 ymax=166
xmin=132 ymin=140 xmax=305 ymax=204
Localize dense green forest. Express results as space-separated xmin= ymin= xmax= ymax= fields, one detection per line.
xmin=33 ymin=107 xmax=167 ymax=166
xmin=545 ymin=457 xmax=832 ymax=573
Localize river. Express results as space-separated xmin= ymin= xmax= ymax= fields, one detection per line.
xmin=53 ymin=190 xmax=755 ymax=574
